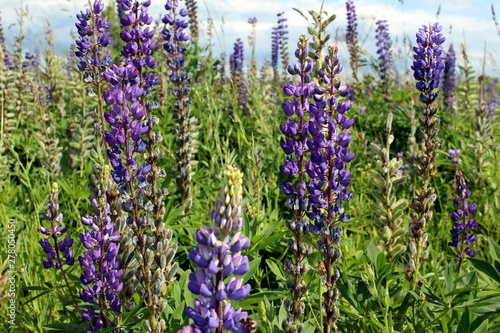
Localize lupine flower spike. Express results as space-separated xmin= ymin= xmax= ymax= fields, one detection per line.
xmin=279 ymin=34 xmax=316 ymax=332
xmin=74 ymin=0 xmax=112 ymax=150
xmin=182 ymin=165 xmax=252 ymax=333
xmin=79 ymin=165 xmax=123 ymax=332
xmin=406 ymin=23 xmax=445 ymax=287
xmin=103 ymin=1 xmax=178 ymax=331
xmin=163 ymin=0 xmax=195 ymax=215
xmin=375 ymin=20 xmax=392 ymax=98
xmin=314 ymin=45 xmax=355 ymax=332
xmin=442 ymin=44 xmax=456 ymax=115
xmin=345 ymin=0 xmax=360 ymax=81
xmin=39 ymin=183 xmax=79 ymax=309
xmin=449 ymin=170 xmax=479 ymax=273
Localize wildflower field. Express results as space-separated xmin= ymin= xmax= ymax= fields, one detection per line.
xmin=0 ymin=0 xmax=499 ymax=332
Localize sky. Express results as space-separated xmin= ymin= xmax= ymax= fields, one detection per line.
xmin=0 ymin=0 xmax=499 ymax=77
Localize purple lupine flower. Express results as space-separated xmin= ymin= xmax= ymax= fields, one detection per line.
xmin=449 ymin=170 xmax=479 ymax=264
xmin=277 ymin=12 xmax=289 ymax=75
xmin=448 ymin=149 xmax=462 ymax=168
xmin=229 ymin=38 xmax=248 ymax=112
xmin=406 ymin=22 xmax=446 ymax=286
xmin=74 ymin=0 xmax=112 ymax=73
xmin=486 ymin=79 xmax=499 ymax=115
xmin=230 ymin=38 xmax=244 ymax=75
xmin=279 ymin=34 xmax=317 ymax=332
xmin=312 ymin=45 xmax=354 ymax=330
xmin=39 ymin=183 xmax=74 ymax=269
xmin=102 ymin=0 xmax=158 ymax=190
xmin=163 ymin=0 xmax=195 ymax=214
xmin=3 ymin=51 xmax=19 ymax=70
xmin=271 ymin=25 xmax=280 ymax=69
xmin=116 ymin=0 xmax=126 ymax=26
xmin=442 ymin=44 xmax=456 ymax=113
xmin=271 ymin=12 xmax=288 ymax=79
xmin=79 ymin=166 xmax=122 ymax=332
xmin=184 ymin=166 xmax=251 ymax=333
xmin=375 ymin=20 xmax=392 ymax=81
xmin=411 ymin=23 xmax=446 ymax=105
xmin=345 ymin=0 xmax=360 ymax=78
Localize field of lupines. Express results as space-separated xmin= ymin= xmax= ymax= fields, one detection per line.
xmin=0 ymin=0 xmax=499 ymax=332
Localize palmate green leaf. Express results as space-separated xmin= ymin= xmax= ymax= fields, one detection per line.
xmin=488 ymin=238 xmax=500 ymax=260
xmin=266 ymin=258 xmax=286 ymax=282
xmin=456 ymin=306 xmax=471 ymax=333
xmin=471 ymin=319 xmax=489 ymax=333
xmin=468 ymin=258 xmax=500 ymax=284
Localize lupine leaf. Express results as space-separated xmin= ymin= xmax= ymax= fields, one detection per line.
xmin=468 ymin=258 xmax=500 ymax=284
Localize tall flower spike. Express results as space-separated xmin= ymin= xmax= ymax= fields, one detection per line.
xmin=279 ymin=34 xmax=316 ymax=333
xmin=229 ymin=38 xmax=248 ymax=113
xmin=449 ymin=170 xmax=479 ymax=273
xmin=79 ymin=165 xmax=123 ymax=332
xmin=39 ymin=183 xmax=79 ymax=310
xmin=375 ymin=20 xmax=392 ymax=91
xmin=74 ymin=0 xmax=112 ymax=149
xmin=39 ymin=183 xmax=74 ymax=270
xmin=313 ymin=45 xmax=354 ymax=332
xmin=183 ymin=165 xmax=252 ymax=333
xmin=163 ymin=0 xmax=195 ymax=215
xmin=345 ymin=0 xmax=360 ymax=80
xmin=102 ymin=2 xmax=177 ymax=332
xmin=406 ymin=23 xmax=445 ymax=287
xmin=442 ymin=44 xmax=456 ymax=114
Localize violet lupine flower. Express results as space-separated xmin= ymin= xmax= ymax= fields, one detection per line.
xmin=442 ymin=44 xmax=456 ymax=113
xmin=74 ymin=0 xmax=112 ymax=73
xmin=163 ymin=0 xmax=195 ymax=214
xmin=279 ymin=34 xmax=316 ymax=333
xmin=79 ymin=166 xmax=123 ymax=332
xmin=345 ymin=0 xmax=360 ymax=78
xmin=411 ymin=23 xmax=446 ymax=105
xmin=406 ymin=22 xmax=446 ymax=286
xmin=449 ymin=170 xmax=479 ymax=262
xmin=184 ymin=166 xmax=252 ymax=333
xmin=310 ymin=45 xmax=354 ymax=330
xmin=486 ymin=79 xmax=499 ymax=115
xmin=229 ymin=38 xmax=248 ymax=112
xmin=3 ymin=51 xmax=19 ymax=70
xmin=39 ymin=183 xmax=74 ymax=269
xmin=271 ymin=25 xmax=280 ymax=69
xmin=448 ymin=149 xmax=462 ymax=168
xmin=375 ymin=20 xmax=392 ymax=81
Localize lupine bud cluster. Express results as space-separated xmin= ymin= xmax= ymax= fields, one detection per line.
xmin=183 ymin=165 xmax=252 ymax=333
xmin=406 ymin=23 xmax=445 ymax=287
xmin=163 ymin=0 xmax=195 ymax=215
xmin=79 ymin=165 xmax=123 ymax=332
xmin=370 ymin=113 xmax=408 ymax=262
xmin=442 ymin=44 xmax=456 ymax=114
xmin=280 ymin=34 xmax=354 ymax=332
xmin=39 ymin=183 xmax=74 ymax=269
xmin=185 ymin=0 xmax=199 ymax=44
xmin=449 ymin=170 xmax=479 ymax=263
xmin=345 ymin=0 xmax=360 ymax=79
